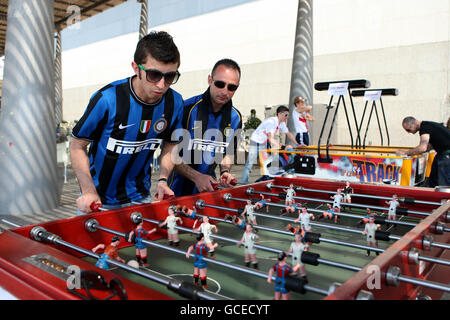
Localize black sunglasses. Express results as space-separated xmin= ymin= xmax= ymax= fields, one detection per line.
xmin=213 ymin=80 xmax=239 ymax=92
xmin=138 ymin=64 xmax=180 ymax=84
xmin=67 ymin=270 xmax=128 ymax=300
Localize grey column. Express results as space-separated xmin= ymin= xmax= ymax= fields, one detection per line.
xmin=55 ymin=28 xmax=62 ymax=125
xmin=0 ymin=0 xmax=58 ymax=215
xmin=138 ymin=0 xmax=148 ymax=40
xmin=288 ymin=0 xmax=313 ymax=139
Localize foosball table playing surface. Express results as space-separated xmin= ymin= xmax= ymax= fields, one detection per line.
xmin=0 ymin=176 xmax=449 ymax=301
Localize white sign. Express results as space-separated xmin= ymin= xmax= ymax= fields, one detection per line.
xmin=328 ymin=82 xmax=349 ymax=96
xmin=364 ymin=90 xmax=382 ymax=101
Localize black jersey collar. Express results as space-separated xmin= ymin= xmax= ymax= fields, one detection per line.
xmin=129 ymin=76 xmax=164 ymax=107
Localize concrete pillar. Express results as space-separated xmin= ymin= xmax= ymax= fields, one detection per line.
xmin=55 ymin=28 xmax=62 ymax=125
xmin=288 ymin=0 xmax=313 ymax=141
xmin=0 ymin=0 xmax=58 ymax=215
xmin=138 ymin=0 xmax=148 ymax=40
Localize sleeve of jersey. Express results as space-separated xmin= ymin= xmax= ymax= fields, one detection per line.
xmin=163 ymin=94 xmax=184 ymax=144
xmin=280 ymin=122 xmax=289 ymax=134
xmin=71 ymin=91 xmax=109 ymax=141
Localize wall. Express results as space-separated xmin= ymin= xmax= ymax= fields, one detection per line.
xmin=62 ymin=0 xmax=450 ymax=148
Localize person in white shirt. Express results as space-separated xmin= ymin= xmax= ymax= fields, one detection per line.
xmin=362 ymin=216 xmax=381 ymax=257
xmin=159 ymin=205 xmax=183 ymax=246
xmin=294 ymin=207 xmax=315 ymax=251
xmin=331 ymin=189 xmax=343 ymax=210
xmin=240 ymin=105 xmax=298 ymax=184
xmin=236 ymin=224 xmax=260 ymax=269
xmin=285 ymin=183 xmax=296 ymax=206
xmin=286 ymin=232 xmax=307 ymax=279
xmin=292 ymin=96 xmax=315 ymax=146
xmin=385 ymin=194 xmax=399 ymax=229
xmin=193 ymin=216 xmax=218 ymax=258
xmin=241 ymin=199 xmax=258 ymax=225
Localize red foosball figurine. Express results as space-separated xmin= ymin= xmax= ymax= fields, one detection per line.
xmin=254 ymin=194 xmax=270 ymax=213
xmin=186 ymin=233 xmax=218 ymax=289
xmin=267 ymin=251 xmax=300 ymax=300
xmin=127 ymin=220 xmax=157 ymax=267
xmin=92 ymin=236 xmax=126 ymax=270
xmin=317 ymin=203 xmax=340 ymax=224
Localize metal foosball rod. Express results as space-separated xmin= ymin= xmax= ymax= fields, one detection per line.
xmin=133 ymin=212 xmax=370 ymax=273
xmin=28 ymin=226 xmax=230 ymax=300
xmin=197 ymin=197 xmax=450 ymax=267
xmin=93 ymin=215 xmax=450 ymax=294
xmin=188 ymin=208 xmax=450 ymax=294
xmin=265 ymin=182 xmax=444 ymax=207
xmin=200 ymin=196 xmax=394 ymax=239
xmin=193 ymin=200 xmax=387 ymax=254
xmin=260 ymin=186 xmax=432 ymax=218
xmin=82 ymin=218 xmax=332 ymax=297
xmin=241 ymin=190 xmax=441 ymax=230
xmin=249 ymin=188 xmax=450 ymax=231
xmin=197 ymin=196 xmax=450 ymax=250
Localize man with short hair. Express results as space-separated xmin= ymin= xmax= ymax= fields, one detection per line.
xmin=169 ymin=59 xmax=243 ymax=196
xmin=396 ymin=116 xmax=450 ymax=187
xmin=70 ymin=31 xmax=184 ymax=214
xmin=240 ymin=105 xmax=298 ymax=184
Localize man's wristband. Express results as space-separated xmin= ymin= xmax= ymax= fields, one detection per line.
xmin=158 ymin=178 xmax=168 ymax=183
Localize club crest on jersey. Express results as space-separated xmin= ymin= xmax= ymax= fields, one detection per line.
xmin=224 ymin=126 xmax=233 ymax=137
xmin=140 ymin=120 xmax=152 ymax=133
xmin=154 ymin=119 xmax=167 ymax=133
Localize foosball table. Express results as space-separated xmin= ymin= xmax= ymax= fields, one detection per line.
xmin=0 ymin=177 xmax=448 ymax=300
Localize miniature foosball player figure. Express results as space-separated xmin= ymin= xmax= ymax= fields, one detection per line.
xmin=177 ymin=205 xmax=198 ymax=220
xmin=285 ymin=183 xmax=296 ymax=206
xmin=193 ymin=216 xmax=218 ymax=258
xmin=294 ymin=207 xmax=315 ymax=251
xmin=127 ymin=219 xmax=157 ymax=267
xmin=159 ymin=205 xmax=183 ymax=246
xmin=186 ymin=233 xmax=219 ymax=289
xmin=280 ymin=202 xmax=302 ymax=216
xmin=236 ymin=224 xmax=260 ymax=269
xmin=92 ymin=236 xmax=126 ymax=270
xmin=267 ymin=251 xmax=300 ymax=300
xmin=177 ymin=205 xmax=203 ymax=229
xmin=386 ymin=194 xmax=399 ymax=229
xmin=317 ymin=203 xmax=340 ymax=224
xmin=341 ymin=181 xmax=354 ymax=212
xmin=224 ymin=214 xmax=247 ymax=231
xmin=286 ymin=223 xmax=303 ymax=236
xmin=357 ymin=208 xmax=377 ymax=226
xmin=286 ymin=232 xmax=307 ymax=279
xmin=362 ymin=216 xmax=381 ymax=257
xmin=331 ymin=189 xmax=343 ymax=211
xmin=241 ymin=199 xmax=258 ymax=225
xmin=254 ymin=194 xmax=270 ymax=213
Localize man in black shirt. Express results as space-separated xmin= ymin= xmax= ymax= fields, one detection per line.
xmin=396 ymin=116 xmax=450 ymax=187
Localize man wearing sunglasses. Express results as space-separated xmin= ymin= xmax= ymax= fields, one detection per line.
xmin=169 ymin=59 xmax=243 ymax=196
xmin=240 ymin=105 xmax=299 ymax=184
xmin=396 ymin=116 xmax=450 ymax=187
xmin=70 ymin=31 xmax=184 ymax=214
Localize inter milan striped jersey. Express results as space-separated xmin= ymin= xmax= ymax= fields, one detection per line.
xmin=72 ymin=76 xmax=183 ymax=205
xmin=169 ymin=88 xmax=242 ymax=197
